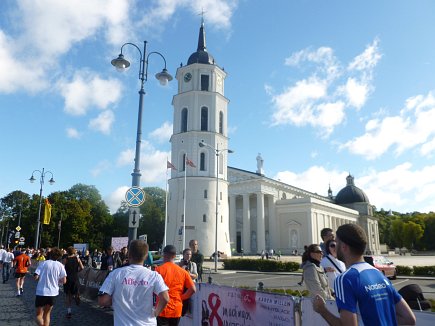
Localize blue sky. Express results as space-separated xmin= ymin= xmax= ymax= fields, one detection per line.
xmin=1 ymin=0 xmax=435 ymax=214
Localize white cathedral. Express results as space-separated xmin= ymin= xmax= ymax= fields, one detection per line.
xmin=166 ymin=21 xmax=381 ymax=256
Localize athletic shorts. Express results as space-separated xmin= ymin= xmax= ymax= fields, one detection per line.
xmin=35 ymin=295 xmax=56 ymax=307
xmin=14 ymin=272 xmax=26 ymax=278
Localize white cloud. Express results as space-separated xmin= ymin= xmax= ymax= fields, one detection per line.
xmin=116 ymin=140 xmax=171 ymax=183
xmin=104 ymin=186 xmax=129 ymax=213
xmin=270 ymin=39 xmax=382 ymax=135
xmin=0 ymin=1 xmax=130 ymax=94
xmin=141 ymin=0 xmax=237 ymax=31
xmin=91 ymin=160 xmax=111 ymax=177
xmin=89 ymin=110 xmax=115 ymax=134
xmin=58 ymin=71 xmax=122 ymax=116
xmin=342 ymin=77 xmax=369 ymax=109
xmin=348 ymin=38 xmax=382 ymax=73
xmin=284 ymin=46 xmax=340 ymax=79
xmin=274 ymin=166 xmax=346 ymax=197
xmin=66 ymin=127 xmax=81 ymax=139
xmin=0 ymin=31 xmax=47 ymax=93
xmin=17 ymin=0 xmax=130 ymax=57
xmin=274 ymin=163 xmax=435 ymax=213
xmin=149 ymin=121 xmax=173 ymax=143
xmin=342 ymin=91 xmax=435 ymax=159
xmin=270 ymin=78 xmax=327 ymax=125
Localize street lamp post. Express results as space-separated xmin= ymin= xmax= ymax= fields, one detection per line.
xmin=111 ymin=41 xmax=172 ymax=243
xmin=199 ymin=141 xmax=233 ymax=272
xmin=29 ymin=168 xmax=55 ymax=249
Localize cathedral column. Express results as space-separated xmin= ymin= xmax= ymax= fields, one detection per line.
xmin=267 ymin=195 xmax=277 ymax=250
xmin=256 ymin=192 xmax=266 ymax=252
xmin=229 ymin=195 xmax=237 ymax=251
xmin=242 ymin=194 xmax=250 ymax=253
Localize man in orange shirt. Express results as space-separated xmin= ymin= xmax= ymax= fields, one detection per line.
xmin=13 ymin=248 xmax=31 ymax=296
xmin=155 ymin=245 xmax=196 ymax=326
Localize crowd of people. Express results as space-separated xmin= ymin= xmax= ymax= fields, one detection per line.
xmin=0 ymin=238 xmax=205 ymax=326
xmin=0 ymin=224 xmax=418 ymax=325
xmin=297 ymin=225 xmax=416 ymax=325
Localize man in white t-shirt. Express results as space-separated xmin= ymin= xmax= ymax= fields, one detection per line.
xmin=98 ymin=240 xmax=169 ymax=326
xmin=2 ymin=248 xmax=14 ymax=283
xmin=34 ymin=247 xmax=67 ymax=326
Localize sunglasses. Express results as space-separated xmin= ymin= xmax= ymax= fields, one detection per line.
xmin=329 ymin=244 xmax=336 ymax=248
xmin=313 ymin=250 xmax=323 ymax=254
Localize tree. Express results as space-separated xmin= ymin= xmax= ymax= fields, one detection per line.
xmin=138 ymin=187 xmax=166 ymax=250
xmin=402 ymin=221 xmax=424 ymax=250
xmin=390 ymin=219 xmax=405 ymax=248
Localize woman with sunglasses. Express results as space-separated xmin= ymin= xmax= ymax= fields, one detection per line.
xmin=320 ymin=239 xmax=346 ymax=295
xmin=302 ymin=244 xmax=333 ymax=300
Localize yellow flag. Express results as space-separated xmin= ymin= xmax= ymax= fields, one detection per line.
xmin=43 ymin=198 xmax=52 ymax=225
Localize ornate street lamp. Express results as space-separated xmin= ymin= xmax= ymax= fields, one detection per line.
xmin=112 ymin=41 xmax=172 ymax=243
xmin=29 ymin=168 xmax=55 ymax=249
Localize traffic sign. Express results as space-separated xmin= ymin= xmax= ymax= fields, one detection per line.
xmin=15 ymin=232 xmax=20 ymax=238
xmin=16 ymin=226 xmax=21 ymax=232
xmin=125 ymin=187 xmax=146 ymax=207
xmin=19 ymin=237 xmax=25 ymax=242
xmin=129 ymin=207 xmax=140 ymax=228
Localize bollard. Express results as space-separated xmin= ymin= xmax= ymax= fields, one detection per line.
xmin=257 ymin=281 xmax=264 ymax=291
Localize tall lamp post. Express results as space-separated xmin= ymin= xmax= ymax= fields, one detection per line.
xmin=199 ymin=141 xmax=233 ymax=272
xmin=111 ymin=41 xmax=172 ymax=243
xmin=29 ymin=168 xmax=55 ymax=249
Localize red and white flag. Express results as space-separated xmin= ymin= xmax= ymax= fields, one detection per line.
xmin=186 ymin=157 xmax=196 ymax=168
xmin=167 ymin=161 xmax=177 ymax=170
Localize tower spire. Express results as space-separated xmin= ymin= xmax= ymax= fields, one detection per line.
xmin=197 ymin=14 xmax=207 ymax=52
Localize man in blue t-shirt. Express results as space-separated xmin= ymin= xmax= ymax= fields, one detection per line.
xmin=313 ymin=223 xmax=415 ymax=325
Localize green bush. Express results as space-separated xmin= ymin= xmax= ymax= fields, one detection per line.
xmin=222 ymin=258 xmax=299 ymax=272
xmin=396 ymin=265 xmax=413 ymax=276
xmin=413 ymin=266 xmax=435 ymax=276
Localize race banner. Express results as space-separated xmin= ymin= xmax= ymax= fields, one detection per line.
xmin=183 ymin=283 xmax=295 ymax=326
xmin=78 ymin=267 xmax=108 ymax=300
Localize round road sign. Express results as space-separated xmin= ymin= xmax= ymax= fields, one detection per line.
xmin=125 ymin=187 xmax=146 ymax=207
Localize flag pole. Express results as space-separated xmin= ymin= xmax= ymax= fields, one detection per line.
xmin=164 ymin=160 xmax=169 ymax=248
xmin=183 ymin=158 xmax=187 ymax=251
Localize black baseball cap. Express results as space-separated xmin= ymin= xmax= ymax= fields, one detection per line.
xmin=163 ymin=245 xmax=177 ymax=255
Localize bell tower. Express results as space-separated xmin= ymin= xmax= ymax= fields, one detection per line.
xmin=167 ymin=20 xmax=231 ymax=257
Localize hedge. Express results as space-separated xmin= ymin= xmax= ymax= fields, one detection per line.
xmin=396 ymin=265 xmax=435 ymax=276
xmin=222 ymin=258 xmax=300 ymax=272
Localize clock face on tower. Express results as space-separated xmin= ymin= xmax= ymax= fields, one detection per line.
xmin=184 ymin=73 xmax=192 ymax=82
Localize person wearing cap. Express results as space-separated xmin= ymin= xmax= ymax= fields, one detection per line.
xmin=98 ymin=240 xmax=169 ymax=326
xmin=155 ymin=245 xmax=196 ymax=326
xmin=313 ymin=223 xmax=416 ymax=325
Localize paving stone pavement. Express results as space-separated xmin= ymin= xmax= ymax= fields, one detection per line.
xmin=0 ymin=274 xmax=114 ymax=325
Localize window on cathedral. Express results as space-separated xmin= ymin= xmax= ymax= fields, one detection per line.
xmin=200 ymin=152 xmax=206 ymax=171
xmin=181 ymin=108 xmax=188 ymax=132
xmin=219 ymin=111 xmax=224 ymax=134
xmin=203 ymin=214 xmax=207 ymax=222
xmin=201 ymin=107 xmax=208 ymax=131
xmin=221 ymin=215 xmax=223 ymax=223
xmin=219 ymin=154 xmax=223 ymax=174
xmin=220 ymin=191 xmax=222 ymax=200
xmin=181 ymin=153 xmax=186 ymax=171
xmin=201 ymin=75 xmax=209 ymax=91
xmin=204 ymin=189 xmax=207 ymax=198
xmin=181 ymin=214 xmax=184 ymax=222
